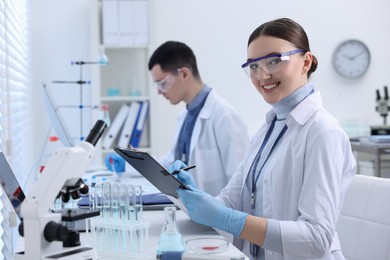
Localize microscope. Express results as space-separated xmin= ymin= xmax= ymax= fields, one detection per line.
xmin=372 ymin=86 xmax=390 ymax=135
xmin=14 ymin=120 xmax=106 ymax=260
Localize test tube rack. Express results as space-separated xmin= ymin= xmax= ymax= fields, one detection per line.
xmin=89 ymin=218 xmax=153 ymax=259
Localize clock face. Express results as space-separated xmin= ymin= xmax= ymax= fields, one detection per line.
xmin=333 ymin=39 xmax=370 ymax=78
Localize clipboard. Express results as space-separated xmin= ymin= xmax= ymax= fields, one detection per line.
xmin=113 ymin=146 xmax=190 ymax=199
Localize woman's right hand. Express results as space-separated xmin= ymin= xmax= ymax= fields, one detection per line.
xmin=176 ymin=187 xmax=247 ymax=237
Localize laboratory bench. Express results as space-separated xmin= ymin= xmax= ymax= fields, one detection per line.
xmin=350 ymin=139 xmax=390 ymax=178
xmin=15 ymin=173 xmax=248 ymax=259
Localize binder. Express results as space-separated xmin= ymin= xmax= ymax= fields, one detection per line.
xmin=102 ymin=0 xmax=119 ymax=45
xmin=132 ymin=0 xmax=148 ymax=45
xmin=130 ymin=101 xmax=149 ymax=148
xmin=101 ymin=104 xmax=130 ymax=149
xmin=117 ymin=101 xmax=141 ymax=147
xmin=118 ymin=0 xmax=133 ymax=45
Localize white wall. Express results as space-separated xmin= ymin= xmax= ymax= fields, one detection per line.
xmin=149 ymin=0 xmax=390 ymax=157
xmin=31 ymin=0 xmax=390 ymax=160
xmin=31 ymin=0 xmax=93 ymax=157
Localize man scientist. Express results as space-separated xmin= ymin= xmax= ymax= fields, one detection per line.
xmin=108 ymin=41 xmax=249 ymax=196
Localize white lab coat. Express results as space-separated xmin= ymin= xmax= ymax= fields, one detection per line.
xmin=160 ymin=89 xmax=250 ymax=196
xmin=218 ymin=91 xmax=356 ymax=260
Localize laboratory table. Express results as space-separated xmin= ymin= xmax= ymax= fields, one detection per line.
xmin=350 ymin=140 xmax=390 ymax=177
xmin=15 ymin=172 xmax=248 ymax=259
xmin=81 ymin=209 xmax=248 ymax=260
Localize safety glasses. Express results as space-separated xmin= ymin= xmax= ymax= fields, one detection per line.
xmin=154 ymin=68 xmax=181 ymax=93
xmin=241 ymin=49 xmax=305 ymax=78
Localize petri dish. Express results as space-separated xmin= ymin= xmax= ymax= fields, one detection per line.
xmin=186 ymin=238 xmax=229 ymax=254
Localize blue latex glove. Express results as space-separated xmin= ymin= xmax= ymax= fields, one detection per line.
xmin=104 ymin=153 xmax=125 ymax=173
xmin=176 ymin=188 xmax=247 ymax=237
xmin=168 ymin=160 xmax=198 ymax=189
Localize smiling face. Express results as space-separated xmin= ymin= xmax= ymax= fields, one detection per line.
xmin=247 ymin=35 xmax=312 ymax=104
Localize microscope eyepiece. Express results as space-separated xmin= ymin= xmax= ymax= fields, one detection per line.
xmin=85 ymin=120 xmax=107 ymax=146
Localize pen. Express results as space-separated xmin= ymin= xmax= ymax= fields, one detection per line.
xmin=172 ymin=165 xmax=196 ymax=175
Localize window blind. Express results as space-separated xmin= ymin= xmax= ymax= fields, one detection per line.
xmin=0 ymin=0 xmax=32 ymax=259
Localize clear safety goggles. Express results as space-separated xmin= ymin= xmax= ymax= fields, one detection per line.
xmin=241 ymin=49 xmax=305 ymax=78
xmin=154 ymin=69 xmax=181 ymax=93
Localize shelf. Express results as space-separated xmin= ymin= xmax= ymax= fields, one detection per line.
xmin=91 ymin=0 xmax=152 ymax=165
xmin=104 ymin=45 xmax=148 ymax=50
xmin=99 ymin=48 xmax=149 ymax=97
xmin=101 ymin=96 xmax=150 ymax=102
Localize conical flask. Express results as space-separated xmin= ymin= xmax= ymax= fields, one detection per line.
xmin=156 ymin=206 xmax=185 ymax=259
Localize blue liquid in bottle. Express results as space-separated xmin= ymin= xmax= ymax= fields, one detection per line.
xmin=156 ymin=207 xmax=185 ymax=260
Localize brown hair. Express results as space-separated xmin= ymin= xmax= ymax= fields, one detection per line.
xmin=248 ymin=18 xmax=318 ymax=78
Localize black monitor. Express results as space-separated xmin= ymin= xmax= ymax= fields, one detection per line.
xmin=0 ymin=152 xmax=25 ymax=219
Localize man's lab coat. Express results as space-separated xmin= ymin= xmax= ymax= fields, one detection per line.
xmin=161 ymin=90 xmax=250 ymax=196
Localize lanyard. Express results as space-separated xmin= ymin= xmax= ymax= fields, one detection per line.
xmin=250 ymin=88 xmax=314 ymax=209
xmin=251 ymin=116 xmax=288 ymax=209
xmin=249 ymin=88 xmax=313 ymax=258
xmin=249 ymin=117 xmax=287 ymax=259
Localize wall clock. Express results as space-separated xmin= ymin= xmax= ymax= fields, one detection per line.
xmin=333 ymin=39 xmax=370 ymax=78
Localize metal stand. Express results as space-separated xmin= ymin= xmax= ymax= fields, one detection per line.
xmin=52 ymin=60 xmax=107 ymax=142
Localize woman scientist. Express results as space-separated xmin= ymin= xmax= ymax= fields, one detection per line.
xmin=174 ymin=18 xmax=356 ymax=260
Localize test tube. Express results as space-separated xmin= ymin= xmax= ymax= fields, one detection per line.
xmin=126 ymin=184 xmax=136 ymax=251
xmin=134 ymin=185 xmax=143 ymax=252
xmin=102 ymin=181 xmax=112 ymax=249
xmin=127 ymin=184 xmax=136 ymax=222
xmin=134 ymin=185 xmax=143 ymax=221
xmin=93 ymin=182 xmax=104 ymax=248
xmin=102 ymin=181 xmax=111 ymax=219
xmin=116 ymin=183 xmax=128 ymax=251
xmin=89 ymin=186 xmax=95 ymax=210
xmin=111 ymin=182 xmax=122 ymax=251
xmin=119 ymin=183 xmax=128 ymax=220
xmin=94 ymin=182 xmax=103 ymax=213
xmin=111 ymin=183 xmax=120 ymax=220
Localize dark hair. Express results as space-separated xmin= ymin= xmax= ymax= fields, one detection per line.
xmin=248 ymin=18 xmax=318 ymax=78
xmin=148 ymin=41 xmax=201 ymax=80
